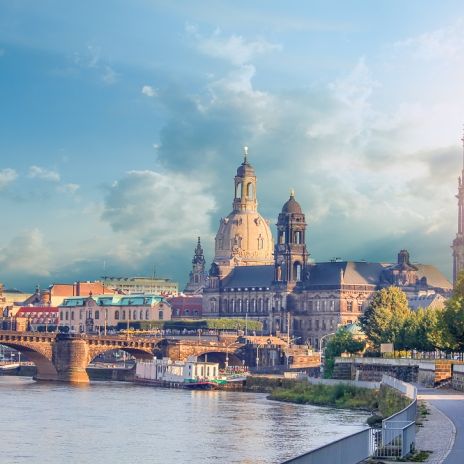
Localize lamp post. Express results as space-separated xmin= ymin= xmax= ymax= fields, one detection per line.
xmin=319 ymin=332 xmax=336 ymax=352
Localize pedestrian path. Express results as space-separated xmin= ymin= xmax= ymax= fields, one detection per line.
xmin=418 ymin=388 xmax=464 ymax=464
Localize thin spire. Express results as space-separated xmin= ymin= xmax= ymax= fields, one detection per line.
xmin=290 ymin=188 xmax=295 ymax=198
xmin=461 ymin=125 xmax=464 ymax=171
xmin=243 ymin=145 xmax=248 ymax=164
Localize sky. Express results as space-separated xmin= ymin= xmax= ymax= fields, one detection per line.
xmin=1 ymin=0 xmax=464 ymax=291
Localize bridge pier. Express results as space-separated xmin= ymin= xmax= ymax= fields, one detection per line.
xmin=52 ymin=336 xmax=90 ymax=383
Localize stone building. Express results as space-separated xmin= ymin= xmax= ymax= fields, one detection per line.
xmin=201 ymin=148 xmax=452 ymax=347
xmin=184 ymin=237 xmax=207 ymax=294
xmin=58 ymin=294 xmax=171 ymax=333
xmin=452 ymin=133 xmax=464 ymax=284
xmin=101 ymin=276 xmax=178 ymax=296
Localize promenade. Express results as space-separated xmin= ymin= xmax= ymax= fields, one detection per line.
xmin=417 ymin=388 xmax=464 ymax=464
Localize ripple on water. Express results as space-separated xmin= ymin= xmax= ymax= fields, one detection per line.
xmin=0 ymin=378 xmax=369 ymax=464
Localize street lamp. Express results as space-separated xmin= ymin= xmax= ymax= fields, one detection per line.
xmin=319 ymin=332 xmax=336 ymax=352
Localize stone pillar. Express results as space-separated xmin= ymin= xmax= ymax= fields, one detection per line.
xmin=52 ymin=335 xmax=90 ymax=383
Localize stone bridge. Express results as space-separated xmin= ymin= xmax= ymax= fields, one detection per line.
xmin=0 ymin=330 xmax=244 ymax=383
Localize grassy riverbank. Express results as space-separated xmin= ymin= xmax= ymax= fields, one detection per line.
xmin=269 ymin=382 xmax=378 ymax=410
xmin=268 ymin=382 xmax=411 ymax=417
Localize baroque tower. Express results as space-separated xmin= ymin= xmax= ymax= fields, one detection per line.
xmin=209 ymin=147 xmax=273 ymax=282
xmin=452 ymin=132 xmax=464 ymax=285
xmin=184 ymin=237 xmax=207 ymax=294
xmin=274 ymin=190 xmax=309 ymax=290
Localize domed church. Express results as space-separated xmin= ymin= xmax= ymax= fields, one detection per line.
xmin=201 ymin=147 xmax=452 ymax=346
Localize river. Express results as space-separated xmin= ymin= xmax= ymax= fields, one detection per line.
xmin=0 ymin=377 xmax=368 ymax=464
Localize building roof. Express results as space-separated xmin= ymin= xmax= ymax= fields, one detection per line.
xmin=16 ymin=306 xmax=59 ymax=314
xmin=414 ymin=264 xmax=453 ymax=290
xmin=221 ymin=265 xmax=274 ymax=289
xmin=305 ymin=261 xmax=387 ymax=287
xmin=281 ymin=193 xmax=302 ymax=214
xmin=59 ymin=294 xmax=169 ymax=307
xmin=408 ymin=293 xmax=446 ymax=310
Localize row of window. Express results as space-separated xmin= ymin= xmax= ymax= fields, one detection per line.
xmin=302 ymin=300 xmax=363 ymax=312
xmin=60 ymin=309 xmax=163 ymax=321
xmin=210 ymin=297 xmax=276 ymax=313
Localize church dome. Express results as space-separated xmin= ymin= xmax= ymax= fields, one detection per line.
xmin=214 ymin=211 xmax=274 ymax=267
xmin=237 ymin=160 xmax=255 ymax=177
xmin=281 ymin=191 xmax=302 ymax=214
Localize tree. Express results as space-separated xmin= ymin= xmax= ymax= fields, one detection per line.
xmin=440 ymin=297 xmax=464 ymax=352
xmin=360 ymin=287 xmax=410 ymax=349
xmin=323 ymin=327 xmax=365 ymax=378
xmin=414 ymin=307 xmax=445 ymax=352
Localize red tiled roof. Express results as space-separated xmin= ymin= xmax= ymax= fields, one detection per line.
xmin=16 ymin=306 xmax=59 ymax=314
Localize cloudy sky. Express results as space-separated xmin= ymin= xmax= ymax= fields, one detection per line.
xmin=1 ymin=0 xmax=464 ymax=290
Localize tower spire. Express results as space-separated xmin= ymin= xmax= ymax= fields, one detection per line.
xmin=243 ymin=145 xmax=249 ymax=164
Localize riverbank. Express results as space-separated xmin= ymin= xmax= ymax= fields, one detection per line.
xmin=268 ymin=381 xmax=411 ymax=421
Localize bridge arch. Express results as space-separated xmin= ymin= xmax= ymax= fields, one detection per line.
xmin=88 ymin=346 xmax=155 ymax=364
xmin=0 ymin=342 xmax=58 ymax=381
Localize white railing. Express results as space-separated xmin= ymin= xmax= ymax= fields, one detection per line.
xmin=281 ymin=374 xmax=417 ymax=463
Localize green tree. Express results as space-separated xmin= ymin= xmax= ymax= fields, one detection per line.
xmin=440 ymin=297 xmax=464 ymax=352
xmin=323 ymin=327 xmax=365 ymax=378
xmin=414 ymin=307 xmax=444 ymax=352
xmin=360 ymin=286 xmax=410 ymax=349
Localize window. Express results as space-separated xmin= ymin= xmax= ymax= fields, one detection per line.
xmin=246 ymin=182 xmax=254 ymax=199
xmin=330 ymin=300 xmax=335 ymax=311
xmin=60 ymin=311 xmax=63 ymax=320
xmin=358 ymin=301 xmax=363 ymax=312
xmin=146 ymin=309 xmax=149 ymax=319
xmin=159 ymin=311 xmax=163 ymax=320
xmin=235 ymin=182 xmax=242 ymax=199
xmin=257 ymin=235 xmax=264 ymax=250
xmin=231 ymin=299 xmax=236 ymax=313
xmin=115 ymin=310 xmax=120 ymax=320
xmin=279 ymin=231 xmax=285 ymax=244
xmin=122 ymin=310 xmax=126 ymax=320
xmin=294 ymin=231 xmax=302 ymax=244
xmin=315 ymin=319 xmax=319 ymax=330
xmin=210 ymin=298 xmax=216 ymax=312
xmin=95 ymin=310 xmax=100 ymax=320
xmin=65 ymin=312 xmax=69 ymax=321
xmin=308 ymin=319 xmax=312 ymax=330
xmin=71 ymin=311 xmax=74 ymax=321
xmin=258 ymin=299 xmax=263 ymax=312
xmin=238 ymin=299 xmax=242 ymax=312
xmin=308 ymin=300 xmax=313 ymax=311
xmin=347 ymin=301 xmax=353 ymax=312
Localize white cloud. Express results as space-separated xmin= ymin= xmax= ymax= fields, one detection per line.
xmin=28 ymin=165 xmax=61 ymax=182
xmin=187 ymin=25 xmax=281 ymax=66
xmin=102 ymin=65 xmax=117 ymax=84
xmin=142 ymin=85 xmax=157 ymax=97
xmin=0 ymin=229 xmax=52 ymax=277
xmin=102 ymin=170 xmax=216 ymax=261
xmin=0 ymin=168 xmax=17 ymax=190
xmin=58 ymin=183 xmax=80 ymax=194
xmin=395 ymin=19 xmax=464 ymax=61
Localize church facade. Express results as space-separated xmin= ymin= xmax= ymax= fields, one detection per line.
xmin=202 ymin=148 xmax=452 ymax=348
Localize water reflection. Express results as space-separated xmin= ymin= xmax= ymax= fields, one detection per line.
xmin=0 ymin=377 xmax=368 ymax=464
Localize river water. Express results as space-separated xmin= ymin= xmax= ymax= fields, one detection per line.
xmin=0 ymin=377 xmax=368 ymax=464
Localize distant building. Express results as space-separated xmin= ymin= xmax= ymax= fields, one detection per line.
xmin=101 ymin=276 xmax=178 ymax=296
xmin=168 ymin=295 xmax=203 ymax=318
xmin=184 ymin=237 xmax=207 ymax=294
xmin=58 ymin=294 xmax=172 ymax=333
xmin=19 ymin=281 xmax=116 ymax=308
xmin=408 ymin=293 xmax=447 ymax=311
xmin=202 ymin=148 xmax=452 ymax=349
xmin=452 ymin=132 xmax=464 ymax=284
xmin=13 ymin=306 xmax=59 ymax=331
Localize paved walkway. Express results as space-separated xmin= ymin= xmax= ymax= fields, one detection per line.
xmin=418 ymin=388 xmax=464 ymax=464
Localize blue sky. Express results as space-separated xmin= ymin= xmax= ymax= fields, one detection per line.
xmin=1 ymin=0 xmax=464 ymax=290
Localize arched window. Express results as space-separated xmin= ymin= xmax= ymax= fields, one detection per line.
xmin=235 ymin=182 xmax=242 ymax=199
xmin=238 ymin=299 xmax=242 ymax=313
xmin=295 ymin=231 xmax=302 ymax=244
xmin=115 ymin=310 xmax=120 ymax=320
xmin=231 ymin=299 xmax=236 ymax=313
xmin=246 ymin=182 xmax=254 ymax=199
xmin=257 ymin=235 xmax=264 ymax=250
xmin=122 ymin=310 xmax=126 ymax=320
xmin=159 ymin=311 xmax=164 ymax=320
xmin=258 ymin=298 xmax=263 ymax=312
xmin=279 ymin=231 xmax=285 ymax=244
xmin=293 ymin=262 xmax=302 ymax=281
xmin=210 ymin=298 xmax=216 ymax=312
xmin=251 ymin=299 xmax=256 ymax=312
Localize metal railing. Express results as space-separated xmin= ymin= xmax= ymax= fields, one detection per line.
xmin=281 ymin=427 xmax=373 ymax=464
xmin=372 ymin=375 xmax=417 ymax=459
xmin=281 ymin=374 xmax=417 ymax=463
